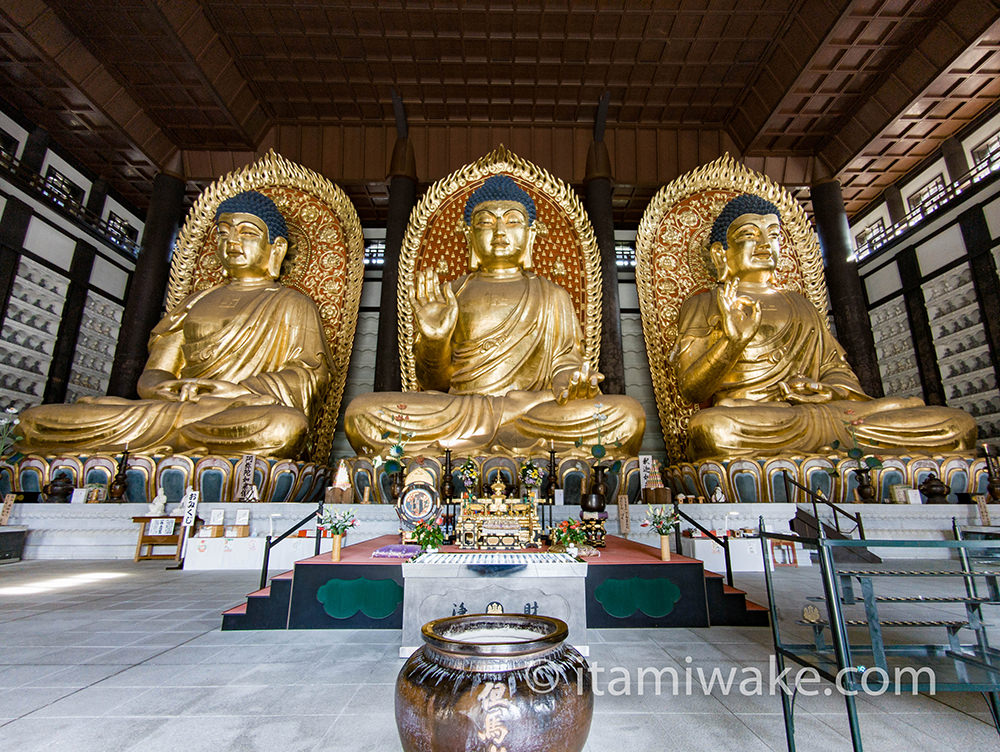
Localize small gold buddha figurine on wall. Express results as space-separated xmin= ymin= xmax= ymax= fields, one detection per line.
xmin=18 ymin=192 xmax=332 ymax=459
xmin=670 ymin=193 xmax=977 ymax=460
xmin=345 ymin=175 xmax=644 ymax=458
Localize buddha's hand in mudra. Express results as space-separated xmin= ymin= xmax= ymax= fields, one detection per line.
xmin=553 ymin=362 xmax=603 ymax=405
xmin=777 ymin=375 xmax=850 ymax=404
xmin=412 ymin=269 xmax=458 ymax=342
xmin=715 ymin=279 xmax=761 ymax=347
xmin=153 ymin=378 xmax=252 ymax=403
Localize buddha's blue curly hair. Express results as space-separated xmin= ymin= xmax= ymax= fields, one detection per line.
xmin=463 ymin=175 xmax=536 ymax=225
xmin=709 ymin=194 xmax=781 ymax=248
xmin=215 ymin=191 xmax=288 ymax=243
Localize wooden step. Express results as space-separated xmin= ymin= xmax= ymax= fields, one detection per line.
xmin=221 ymin=603 xmax=247 ymax=616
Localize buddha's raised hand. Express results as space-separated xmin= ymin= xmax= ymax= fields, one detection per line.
xmin=412 ymin=269 xmax=458 ymax=342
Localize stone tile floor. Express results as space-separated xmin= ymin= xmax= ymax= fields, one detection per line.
xmin=0 ymin=558 xmax=997 ymax=751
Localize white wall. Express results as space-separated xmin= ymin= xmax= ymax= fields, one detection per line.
xmin=962 ymin=111 xmax=1000 ymax=167
xmin=40 ymin=151 xmax=92 ymax=205
xmin=0 ymin=112 xmax=28 ymax=159
xmin=901 ymin=158 xmax=947 ymax=210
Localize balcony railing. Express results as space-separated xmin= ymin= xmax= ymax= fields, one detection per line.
xmin=855 ymin=150 xmax=1000 ymax=261
xmin=0 ymin=149 xmax=141 ymax=257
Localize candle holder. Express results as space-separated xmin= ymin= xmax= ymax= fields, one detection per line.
xmin=108 ymin=448 xmax=130 ymax=502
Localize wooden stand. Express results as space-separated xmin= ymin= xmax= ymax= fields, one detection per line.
xmin=131 ymin=515 xmax=188 ymax=562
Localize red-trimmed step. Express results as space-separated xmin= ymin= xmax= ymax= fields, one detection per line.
xmin=222 ymin=572 xmax=294 ymax=630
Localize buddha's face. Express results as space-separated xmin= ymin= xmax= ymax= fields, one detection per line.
xmin=468 ymin=200 xmax=531 ymax=270
xmin=216 ymin=212 xmax=286 ymax=279
xmin=723 ymin=213 xmax=780 ymax=278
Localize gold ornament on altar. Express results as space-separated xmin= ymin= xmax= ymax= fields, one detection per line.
xmin=19 ymin=151 xmax=364 ymax=462
xmin=345 ymin=146 xmax=644 ymax=458
xmin=635 ymin=155 xmax=976 ymax=461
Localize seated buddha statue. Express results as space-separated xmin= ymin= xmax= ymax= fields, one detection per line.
xmin=670 ymin=193 xmax=977 ymax=460
xmin=18 ymin=191 xmax=332 ymax=459
xmin=345 ymin=176 xmax=644 ymax=457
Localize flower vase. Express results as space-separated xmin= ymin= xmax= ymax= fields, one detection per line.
xmin=330 ymin=533 xmax=343 ymax=562
xmin=660 ymin=534 xmax=671 ymax=561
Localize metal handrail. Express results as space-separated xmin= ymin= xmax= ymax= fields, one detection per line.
xmin=0 ymin=149 xmax=141 ymax=257
xmin=854 ymin=148 xmax=1000 ymax=261
xmin=672 ymin=497 xmax=734 ymax=587
xmin=782 ymin=470 xmax=866 ymax=539
xmin=258 ymin=498 xmax=324 ymax=589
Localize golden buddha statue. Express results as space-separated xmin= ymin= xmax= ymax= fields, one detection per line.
xmin=670 ymin=193 xmax=977 ymax=460
xmin=345 ymin=176 xmax=644 ymax=457
xmin=19 ymin=191 xmax=332 ymax=459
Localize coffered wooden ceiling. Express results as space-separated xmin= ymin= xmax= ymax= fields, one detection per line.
xmin=1 ymin=0 xmax=998 ymax=226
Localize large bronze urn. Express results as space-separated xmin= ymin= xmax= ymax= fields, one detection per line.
xmin=395 ymin=613 xmax=593 ymax=752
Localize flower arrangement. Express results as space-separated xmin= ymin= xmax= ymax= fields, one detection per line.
xmin=412 ymin=516 xmax=445 ymax=550
xmin=519 ymin=460 xmax=542 ymax=490
xmin=376 ymin=403 xmax=415 ymax=474
xmin=550 ymin=519 xmax=587 ymax=546
xmin=574 ymin=402 xmax=623 ymax=460
xmin=641 ymin=506 xmax=679 ymax=536
xmin=828 ymin=415 xmax=884 ymax=473
xmin=457 ymin=458 xmax=480 ymax=494
xmin=318 ymin=507 xmax=359 ymax=536
xmin=0 ymin=406 xmax=22 ymax=461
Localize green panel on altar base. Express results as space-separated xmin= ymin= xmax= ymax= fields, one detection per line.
xmin=316 ymin=576 xmax=404 ymax=620
xmin=594 ymin=576 xmax=682 ymax=619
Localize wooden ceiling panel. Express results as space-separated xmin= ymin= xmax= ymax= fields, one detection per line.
xmin=0 ymin=0 xmax=996 ymax=225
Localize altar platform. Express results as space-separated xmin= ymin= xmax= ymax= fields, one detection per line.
xmin=220 ymin=534 xmax=768 ymax=632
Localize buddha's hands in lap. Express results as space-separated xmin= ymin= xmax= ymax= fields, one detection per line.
xmin=777 ymin=375 xmax=851 ymax=404
xmin=716 ymin=280 xmax=761 ymax=348
xmin=153 ymin=378 xmax=252 ymax=403
xmin=553 ymin=363 xmax=603 ymax=405
xmin=413 ymin=270 xmax=458 ymax=342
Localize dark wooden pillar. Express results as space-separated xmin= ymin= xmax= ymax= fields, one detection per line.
xmin=43 ymin=241 xmax=96 ymax=404
xmin=810 ymin=179 xmax=884 ymax=396
xmin=85 ymin=178 xmax=109 ymax=217
xmin=108 ymin=171 xmax=185 ymax=398
xmin=585 ymin=141 xmax=625 ymax=394
xmin=883 ymin=185 xmax=906 ymax=224
xmin=0 ymin=197 xmax=34 ymax=331
xmin=20 ymin=127 xmax=49 ymax=173
xmin=898 ymin=248 xmax=946 ymax=406
xmin=374 ymin=93 xmax=417 ymax=392
xmin=957 ymin=206 xmax=1000 ymax=389
xmin=585 ymin=93 xmax=625 ymax=394
xmin=941 ymin=136 xmax=971 ymax=182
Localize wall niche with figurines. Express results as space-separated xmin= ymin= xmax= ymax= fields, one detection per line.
xmin=0 ymin=257 xmax=68 ymax=411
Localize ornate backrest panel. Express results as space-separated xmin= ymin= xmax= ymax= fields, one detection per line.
xmin=635 ymin=154 xmax=830 ymax=461
xmin=165 ymin=150 xmax=365 ymax=463
xmin=397 ymin=145 xmax=601 ymax=391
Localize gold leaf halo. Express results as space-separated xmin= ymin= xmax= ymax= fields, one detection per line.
xmin=634 ymin=153 xmax=829 ymax=462
xmin=397 ymin=144 xmax=601 ymax=391
xmin=165 ymin=149 xmax=365 ymax=464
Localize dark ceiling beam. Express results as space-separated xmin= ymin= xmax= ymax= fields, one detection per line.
xmin=151 ymin=0 xmax=270 ymax=146
xmin=724 ymin=0 xmax=838 ymax=153
xmin=0 ymin=2 xmax=175 ymax=171
xmin=735 ymin=0 xmax=860 ymax=154
xmin=819 ymin=0 xmax=1000 ymax=177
